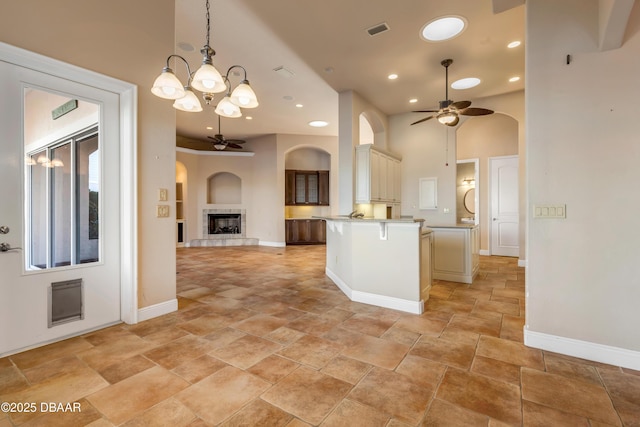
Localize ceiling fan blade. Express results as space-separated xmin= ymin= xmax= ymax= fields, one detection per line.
xmin=410 ymin=115 xmax=435 ymax=125
xmin=207 ymin=135 xmax=223 ymax=143
xmin=226 ymin=143 xmax=243 ymax=149
xmin=451 ymin=100 xmax=471 ymax=109
xmin=225 ymin=139 xmax=245 ymax=144
xmin=460 ymin=107 xmax=494 ymax=116
xmin=412 ymin=109 xmax=440 ymax=113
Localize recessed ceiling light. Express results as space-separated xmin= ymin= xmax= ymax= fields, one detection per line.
xmin=451 ymin=77 xmax=481 ymax=90
xmin=283 ymin=95 xmax=294 ymax=101
xmin=296 ymin=104 xmax=303 ymax=108
xmin=309 ymin=120 xmax=329 ymax=128
xmin=507 ymin=40 xmax=521 ymax=48
xmin=420 ymin=16 xmax=467 ymax=42
xmin=245 ymin=116 xmax=253 ymax=120
xmin=206 ymin=126 xmax=213 ymax=130
xmin=388 ymin=73 xmax=398 ymax=80
xmin=409 ymin=98 xmax=418 ymax=103
xmin=509 ymin=76 xmax=521 ymax=82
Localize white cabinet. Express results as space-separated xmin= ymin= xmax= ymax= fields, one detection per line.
xmin=355 ymin=145 xmax=401 ymax=204
xmin=431 ymin=225 xmax=479 ymax=284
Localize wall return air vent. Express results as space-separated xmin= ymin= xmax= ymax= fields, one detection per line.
xmin=366 ymin=22 xmax=390 ymax=36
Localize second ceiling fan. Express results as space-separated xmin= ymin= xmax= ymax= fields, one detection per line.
xmin=411 ymin=59 xmax=494 ymax=127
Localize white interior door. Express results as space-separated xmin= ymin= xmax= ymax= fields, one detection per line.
xmin=0 ymin=58 xmax=123 ymax=355
xmin=490 ymin=156 xmax=519 ymax=257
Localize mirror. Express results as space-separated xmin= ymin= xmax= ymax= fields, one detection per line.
xmin=463 ymin=188 xmax=475 ymax=214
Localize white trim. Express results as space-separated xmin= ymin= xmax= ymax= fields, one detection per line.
xmin=259 ymin=241 xmax=286 ymax=247
xmin=137 ymin=299 xmax=178 ymax=322
xmin=518 ymin=259 xmax=527 ymax=267
xmin=524 ymin=329 xmax=640 ymax=371
xmin=0 ymin=42 xmax=138 ymax=325
xmin=176 ymin=146 xmax=255 ymax=157
xmin=479 ymin=249 xmax=491 ymax=256
xmin=326 ymin=268 xmax=424 ymax=315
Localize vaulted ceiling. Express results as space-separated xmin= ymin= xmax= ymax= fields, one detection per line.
xmin=171 ymin=0 xmax=525 ymax=145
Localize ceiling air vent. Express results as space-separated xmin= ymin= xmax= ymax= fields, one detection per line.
xmin=366 ymin=22 xmax=390 ymax=37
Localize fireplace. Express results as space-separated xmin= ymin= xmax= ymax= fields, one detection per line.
xmin=209 ymin=214 xmax=241 ymax=235
xmin=202 ymin=209 xmax=246 ymax=239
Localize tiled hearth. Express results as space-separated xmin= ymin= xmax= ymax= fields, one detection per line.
xmin=1 ymin=247 xmax=637 ymax=425
xmin=189 ymin=208 xmax=258 ymax=247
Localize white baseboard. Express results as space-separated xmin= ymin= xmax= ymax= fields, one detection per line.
xmin=137 ymin=299 xmax=178 ymax=322
xmin=479 ymin=249 xmax=491 ymax=256
xmin=259 ymin=241 xmax=286 ymax=247
xmin=518 ymin=259 xmax=527 ymax=267
xmin=524 ymin=329 xmax=640 ymax=371
xmin=326 ymin=268 xmax=423 ymax=315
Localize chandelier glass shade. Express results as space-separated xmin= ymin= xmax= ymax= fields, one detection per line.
xmin=151 ymin=0 xmax=258 ymax=118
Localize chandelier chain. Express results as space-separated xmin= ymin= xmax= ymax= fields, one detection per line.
xmin=205 ymin=0 xmax=211 ymax=48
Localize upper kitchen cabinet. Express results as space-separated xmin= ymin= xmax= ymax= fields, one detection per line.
xmin=355 ymin=144 xmax=402 ymax=204
xmin=285 ymin=170 xmax=329 ymax=206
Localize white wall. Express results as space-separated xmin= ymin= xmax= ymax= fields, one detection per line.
xmin=526 ymin=0 xmax=640 ymax=366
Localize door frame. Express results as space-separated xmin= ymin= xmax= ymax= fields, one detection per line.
xmin=488 ymin=154 xmax=519 ymax=257
xmin=0 ymin=42 xmax=138 ymax=324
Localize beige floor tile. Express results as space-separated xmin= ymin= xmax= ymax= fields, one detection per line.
xmin=410 ymin=335 xmax=476 ymax=370
xmin=339 ymin=313 xmax=395 ymax=337
xmin=143 ymin=335 xmax=215 ymax=370
xmin=0 ymin=365 xmax=29 ymax=394
xmin=320 ymin=355 xmax=371 ymax=384
xmin=219 ymin=398 xmax=293 ymax=427
xmin=265 ymin=326 xmax=307 ymax=345
xmin=446 ymin=314 xmax=502 ymax=337
xmin=437 ymin=368 xmax=522 ymax=425
xmin=209 ymin=334 xmax=282 ymax=369
xmin=341 ymin=334 xmax=409 ymax=370
xmin=87 ymin=366 xmax=189 ymax=425
xmin=262 ymin=366 xmax=352 ymax=425
xmin=231 ymin=313 xmax=289 ymax=336
xmin=171 ymin=354 xmax=228 ymax=383
xmin=421 ymin=398 xmax=489 ymax=426
xmin=9 ymin=337 xmax=93 ymax=370
xmin=596 ymin=367 xmax=640 ymax=426
xmin=119 ymin=398 xmax=197 ymax=427
xmin=395 ymin=354 xmax=446 ymax=388
xmin=380 ymin=326 xmax=421 ymax=347
xmin=470 ymin=355 xmax=521 ymax=386
xmin=78 ymin=334 xmax=157 ymax=372
xmin=393 ymin=315 xmax=448 ymax=336
xmin=97 ymin=354 xmax=156 ymax=384
xmin=348 ymin=367 xmax=433 ymax=425
xmin=521 ymin=367 xmax=621 ymax=426
xmin=247 ymin=355 xmax=300 ymax=383
xmin=278 ymin=334 xmax=343 ymax=369
xmin=522 ymin=400 xmax=590 ymax=427
xmin=321 ymin=399 xmax=390 ymax=426
xmin=476 ymin=335 xmax=544 ymax=370
xmin=17 ymin=398 xmax=102 ymax=427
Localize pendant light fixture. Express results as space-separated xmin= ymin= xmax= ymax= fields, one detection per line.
xmin=151 ymin=0 xmax=258 ymax=118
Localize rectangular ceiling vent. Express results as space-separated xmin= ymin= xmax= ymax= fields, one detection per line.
xmin=366 ymin=22 xmax=390 ymax=36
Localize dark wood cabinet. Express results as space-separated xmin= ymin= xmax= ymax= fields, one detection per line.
xmin=285 ymin=219 xmax=326 ymax=245
xmin=285 ymin=170 xmax=329 ymax=206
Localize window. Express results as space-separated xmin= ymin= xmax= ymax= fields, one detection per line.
xmin=27 ymin=127 xmax=100 ymax=269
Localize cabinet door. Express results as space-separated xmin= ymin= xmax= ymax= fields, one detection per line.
xmin=355 ymin=148 xmax=371 ymax=203
xmin=298 ymin=220 xmax=311 ymax=242
xmin=285 ymin=170 xmax=296 ymax=205
xmin=285 ymin=220 xmax=296 ymax=243
xmin=370 ymin=150 xmax=381 ymax=201
xmin=310 ymin=219 xmax=326 ymax=243
xmin=318 ymin=171 xmax=329 ymax=205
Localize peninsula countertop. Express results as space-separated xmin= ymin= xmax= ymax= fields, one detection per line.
xmin=425 ymin=223 xmax=478 ymax=229
xmin=314 ymin=216 xmax=425 ymax=224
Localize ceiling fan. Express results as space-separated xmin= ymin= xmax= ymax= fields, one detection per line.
xmin=207 ymin=115 xmax=246 ymax=150
xmin=411 ymin=59 xmax=494 ymax=127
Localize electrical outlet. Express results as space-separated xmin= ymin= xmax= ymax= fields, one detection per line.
xmin=158 ymin=188 xmax=168 ymax=201
xmin=443 ymin=208 xmax=450 ymax=214
xmin=156 ymin=205 xmax=170 ymax=218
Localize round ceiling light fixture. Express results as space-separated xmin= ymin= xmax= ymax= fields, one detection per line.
xmin=451 ymin=77 xmax=481 ymax=90
xmin=507 ymin=40 xmax=521 ymax=49
xmin=509 ymin=76 xmax=521 ymax=82
xmin=308 ymin=120 xmax=329 ymax=128
xmin=420 ymin=16 xmax=467 ymax=42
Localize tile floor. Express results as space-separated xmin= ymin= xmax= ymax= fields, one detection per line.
xmin=1 ymin=245 xmax=639 ymax=426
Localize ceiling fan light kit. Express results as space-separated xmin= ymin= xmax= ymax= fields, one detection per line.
xmin=151 ymin=0 xmax=258 ymax=118
xmin=411 ymin=59 xmax=494 ymax=127
xmin=208 ymin=115 xmax=246 ymax=150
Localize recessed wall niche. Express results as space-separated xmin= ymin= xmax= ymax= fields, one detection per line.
xmin=207 ymin=172 xmax=241 ymax=204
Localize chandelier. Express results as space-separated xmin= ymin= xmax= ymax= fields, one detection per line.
xmin=151 ymin=0 xmax=258 ymax=117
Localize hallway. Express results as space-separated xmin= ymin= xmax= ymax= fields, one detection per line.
xmin=1 ymin=245 xmax=638 ymax=426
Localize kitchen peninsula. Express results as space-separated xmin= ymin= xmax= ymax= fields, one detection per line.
xmin=320 ymin=216 xmax=432 ymax=314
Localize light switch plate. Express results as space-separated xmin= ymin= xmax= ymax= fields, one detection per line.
xmin=158 ymin=188 xmax=168 ymax=201
xmin=156 ymin=205 xmax=170 ymax=218
xmin=533 ymin=204 xmax=566 ymax=219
